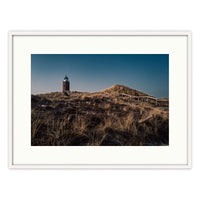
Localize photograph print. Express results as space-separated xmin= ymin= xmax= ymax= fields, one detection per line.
xmin=31 ymin=54 xmax=169 ymax=146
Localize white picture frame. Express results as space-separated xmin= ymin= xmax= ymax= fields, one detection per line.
xmin=8 ymin=31 xmax=192 ymax=169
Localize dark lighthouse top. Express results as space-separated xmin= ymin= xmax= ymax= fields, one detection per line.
xmin=63 ymin=75 xmax=69 ymax=82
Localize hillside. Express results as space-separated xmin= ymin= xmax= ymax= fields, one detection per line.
xmin=31 ymin=85 xmax=169 ymax=146
xmin=100 ymin=84 xmax=151 ymax=96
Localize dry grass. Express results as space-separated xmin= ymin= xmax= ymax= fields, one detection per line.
xmin=31 ymin=86 xmax=169 ymax=146
xmin=100 ymin=84 xmax=149 ymax=96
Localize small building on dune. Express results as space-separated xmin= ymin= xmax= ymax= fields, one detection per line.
xmin=62 ymin=74 xmax=70 ymax=92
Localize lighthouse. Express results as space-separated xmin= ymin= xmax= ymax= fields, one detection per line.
xmin=62 ymin=74 xmax=70 ymax=92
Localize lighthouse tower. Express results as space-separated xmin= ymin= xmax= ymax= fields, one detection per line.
xmin=62 ymin=74 xmax=70 ymax=92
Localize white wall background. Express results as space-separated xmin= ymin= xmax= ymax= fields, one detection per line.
xmin=0 ymin=1 xmax=198 ymax=200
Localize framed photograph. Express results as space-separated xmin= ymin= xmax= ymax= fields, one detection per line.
xmin=9 ymin=31 xmax=191 ymax=168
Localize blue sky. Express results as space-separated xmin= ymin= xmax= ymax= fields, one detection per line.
xmin=31 ymin=54 xmax=169 ymax=98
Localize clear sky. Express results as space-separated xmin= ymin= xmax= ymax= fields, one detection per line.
xmin=31 ymin=54 xmax=169 ymax=98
